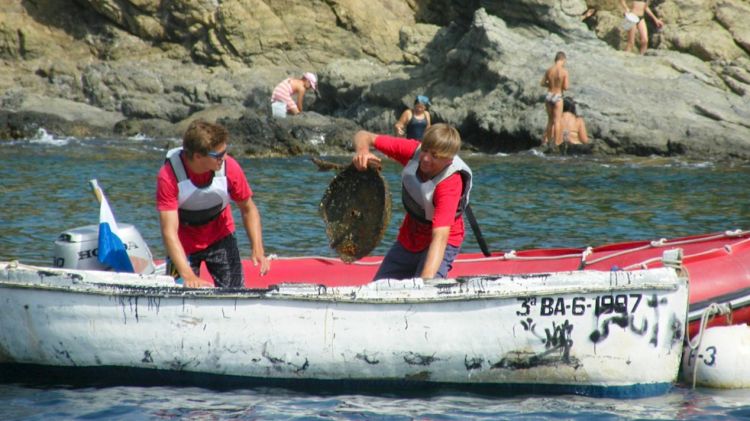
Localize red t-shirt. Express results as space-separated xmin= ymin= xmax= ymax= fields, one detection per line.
xmin=374 ymin=135 xmax=466 ymax=252
xmin=156 ymin=153 xmax=252 ymax=254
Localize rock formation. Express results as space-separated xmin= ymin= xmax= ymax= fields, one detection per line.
xmin=0 ymin=0 xmax=748 ymax=160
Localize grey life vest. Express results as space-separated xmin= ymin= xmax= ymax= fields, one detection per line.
xmin=166 ymin=147 xmax=229 ymax=226
xmin=401 ymin=147 xmax=472 ymax=224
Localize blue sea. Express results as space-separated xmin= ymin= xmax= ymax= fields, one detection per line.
xmin=1 ymin=130 xmax=750 ymax=419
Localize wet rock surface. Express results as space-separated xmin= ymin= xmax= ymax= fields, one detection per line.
xmin=0 ymin=0 xmax=748 ymax=160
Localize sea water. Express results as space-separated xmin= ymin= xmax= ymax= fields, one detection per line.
xmin=1 ymin=135 xmax=750 ymax=419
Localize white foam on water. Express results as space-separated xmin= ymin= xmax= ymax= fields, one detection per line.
xmin=127 ymin=132 xmax=151 ymax=141
xmin=27 ymin=128 xmax=70 ymax=146
xmin=527 ymin=148 xmax=546 ymax=158
xmin=682 ymin=161 xmax=714 ymax=169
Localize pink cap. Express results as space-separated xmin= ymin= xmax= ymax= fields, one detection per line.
xmin=303 ymin=72 xmax=318 ymax=91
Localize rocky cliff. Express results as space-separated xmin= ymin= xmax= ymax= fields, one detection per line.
xmin=1 ymin=0 xmax=748 ymax=159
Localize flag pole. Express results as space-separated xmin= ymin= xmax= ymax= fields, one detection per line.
xmin=89 ymin=179 xmax=104 ymax=204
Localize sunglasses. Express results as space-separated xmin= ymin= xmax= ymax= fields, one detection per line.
xmin=206 ymin=147 xmax=229 ymax=160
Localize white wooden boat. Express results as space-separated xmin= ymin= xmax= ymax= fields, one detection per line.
xmin=0 ymin=256 xmax=689 ymax=398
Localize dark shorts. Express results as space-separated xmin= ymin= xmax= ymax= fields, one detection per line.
xmin=167 ymin=233 xmax=244 ymax=288
xmin=373 ymin=241 xmax=461 ymax=281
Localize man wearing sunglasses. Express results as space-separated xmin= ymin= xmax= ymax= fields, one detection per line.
xmin=156 ymin=120 xmax=270 ymax=288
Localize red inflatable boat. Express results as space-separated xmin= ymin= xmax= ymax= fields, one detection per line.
xmin=225 ymin=230 xmax=750 ymax=338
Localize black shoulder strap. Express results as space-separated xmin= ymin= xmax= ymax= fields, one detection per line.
xmin=464 ymin=204 xmax=490 ymax=257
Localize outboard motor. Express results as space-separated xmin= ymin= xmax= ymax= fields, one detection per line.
xmin=53 ymin=223 xmax=156 ymax=274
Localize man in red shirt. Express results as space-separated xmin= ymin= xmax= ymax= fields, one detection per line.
xmin=352 ymin=123 xmax=472 ymax=280
xmin=156 ymin=120 xmax=270 ymax=288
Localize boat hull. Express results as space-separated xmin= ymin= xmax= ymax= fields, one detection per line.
xmin=0 ymin=262 xmax=688 ymax=397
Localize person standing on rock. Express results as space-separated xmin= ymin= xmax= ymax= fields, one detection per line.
xmin=620 ymin=0 xmax=664 ymax=54
xmin=351 ymin=123 xmax=472 ymax=281
xmin=271 ymin=72 xmax=318 ymax=117
xmin=540 ymin=51 xmax=569 ymax=147
xmin=394 ymin=95 xmax=432 ymax=141
xmin=156 ymin=120 xmax=271 ymax=288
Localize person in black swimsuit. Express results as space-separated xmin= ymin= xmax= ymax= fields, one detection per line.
xmin=395 ymin=95 xmax=432 ymax=141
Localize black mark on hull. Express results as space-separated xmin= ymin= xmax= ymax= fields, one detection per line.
xmin=589 ymin=315 xmax=630 ymax=344
xmin=294 ymin=358 xmax=309 ymax=373
xmin=263 ymin=354 xmax=284 ymax=365
xmin=491 ymin=349 xmax=582 ymax=370
xmin=356 ymin=353 xmax=380 ymax=365
xmin=543 ymin=320 xmax=575 ymax=362
xmin=403 ymin=352 xmax=438 ymax=366
xmin=464 ymin=356 xmax=483 ymax=370
xmin=52 ymin=342 xmax=76 ymax=366
xmin=169 ymin=359 xmax=191 ymax=371
xmin=670 ymin=314 xmax=684 ymax=346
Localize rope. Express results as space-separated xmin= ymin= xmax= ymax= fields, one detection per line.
xmin=266 ymin=250 xmax=590 ymax=265
xmin=265 ymin=230 xmax=748 ymax=268
xmin=583 ymin=244 xmax=653 ymax=267
xmin=582 ymin=246 xmax=593 ymax=261
xmin=267 ymin=254 xmax=382 ymax=266
xmin=685 ymin=302 xmax=733 ymax=388
xmin=622 ymin=238 xmax=750 ymax=270
xmin=582 ymin=231 xmax=748 ymax=267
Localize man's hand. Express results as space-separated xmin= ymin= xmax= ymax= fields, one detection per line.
xmin=252 ymin=251 xmax=271 ymax=276
xmin=352 ymin=152 xmax=381 ymax=171
xmin=183 ymin=273 xmax=212 ymax=288
xmin=352 ymin=130 xmax=380 ymax=171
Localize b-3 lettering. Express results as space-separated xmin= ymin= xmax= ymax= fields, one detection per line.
xmin=517 ymin=294 xmax=643 ymax=317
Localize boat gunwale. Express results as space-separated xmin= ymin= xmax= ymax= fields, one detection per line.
xmin=0 ymin=270 xmax=685 ymax=304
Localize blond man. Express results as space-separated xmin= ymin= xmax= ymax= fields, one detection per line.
xmin=352 ymin=124 xmax=472 ymax=280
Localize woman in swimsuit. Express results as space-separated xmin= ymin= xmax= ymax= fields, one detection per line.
xmin=621 ymin=0 xmax=664 ymax=54
xmin=560 ymin=97 xmax=589 ymax=145
xmin=395 ymin=95 xmax=432 ymax=141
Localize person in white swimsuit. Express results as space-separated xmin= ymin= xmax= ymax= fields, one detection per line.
xmin=540 ymin=51 xmax=569 ymax=146
xmin=621 ymin=0 xmax=664 ymax=54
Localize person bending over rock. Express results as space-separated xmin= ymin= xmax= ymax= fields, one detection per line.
xmin=271 ymin=72 xmax=318 ymax=117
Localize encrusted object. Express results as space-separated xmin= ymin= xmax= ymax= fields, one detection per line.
xmin=319 ymin=163 xmax=391 ymax=263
